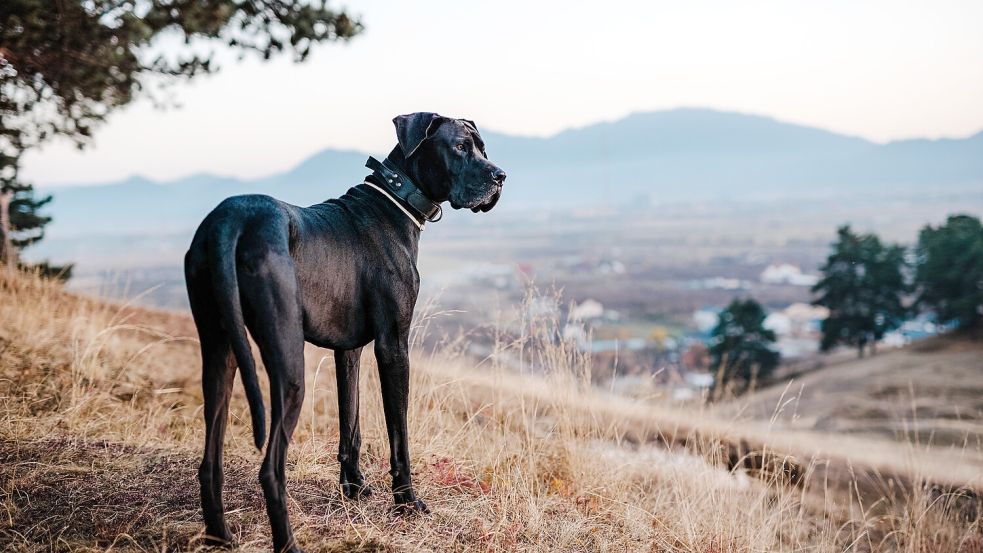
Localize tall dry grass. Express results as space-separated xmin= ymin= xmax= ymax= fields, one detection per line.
xmin=1 ymin=267 xmax=981 ymax=552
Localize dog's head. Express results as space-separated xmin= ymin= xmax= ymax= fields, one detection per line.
xmin=393 ymin=112 xmax=506 ymax=212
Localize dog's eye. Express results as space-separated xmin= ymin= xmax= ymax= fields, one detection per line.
xmin=455 ymin=143 xmax=467 ymax=151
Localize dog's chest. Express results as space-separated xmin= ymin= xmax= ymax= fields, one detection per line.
xmin=292 ymin=232 xmax=419 ymax=350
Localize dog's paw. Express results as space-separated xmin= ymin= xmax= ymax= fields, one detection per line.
xmin=340 ymin=469 xmax=372 ymax=500
xmin=341 ymin=479 xmax=373 ymax=500
xmin=273 ymin=539 xmax=305 ymax=553
xmin=392 ymin=491 xmax=430 ymax=515
xmin=201 ymin=529 xmax=235 ymax=549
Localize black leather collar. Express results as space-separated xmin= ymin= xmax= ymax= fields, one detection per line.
xmin=365 ymin=156 xmax=442 ymax=225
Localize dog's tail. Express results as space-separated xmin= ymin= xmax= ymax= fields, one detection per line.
xmin=211 ymin=229 xmax=267 ymax=450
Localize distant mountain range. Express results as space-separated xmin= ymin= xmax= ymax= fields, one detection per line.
xmin=39 ymin=108 xmax=983 ymax=239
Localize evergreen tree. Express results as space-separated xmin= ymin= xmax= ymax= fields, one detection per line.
xmin=914 ymin=214 xmax=983 ymax=329
xmin=0 ymin=145 xmax=71 ymax=277
xmin=1 ymin=149 xmax=47 ymax=244
xmin=709 ymin=298 xmax=780 ymax=391
xmin=0 ymin=150 xmax=12 ymax=267
xmin=1 ymin=0 xmax=362 ymax=262
xmin=812 ymin=226 xmax=907 ymax=357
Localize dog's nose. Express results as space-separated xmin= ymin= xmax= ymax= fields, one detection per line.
xmin=492 ymin=169 xmax=507 ymax=184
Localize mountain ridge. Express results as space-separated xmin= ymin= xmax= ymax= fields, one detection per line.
xmin=43 ymin=107 xmax=983 ymax=192
xmin=33 ymin=108 xmax=983 ymax=239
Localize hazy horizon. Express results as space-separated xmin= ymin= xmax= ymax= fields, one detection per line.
xmin=35 ymin=106 xmax=983 ymax=190
xmin=20 ymin=0 xmax=983 ymax=187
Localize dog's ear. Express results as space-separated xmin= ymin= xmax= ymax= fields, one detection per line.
xmin=460 ymin=119 xmax=487 ymax=157
xmin=393 ymin=112 xmax=447 ymax=158
xmin=471 ymin=188 xmax=501 ymax=213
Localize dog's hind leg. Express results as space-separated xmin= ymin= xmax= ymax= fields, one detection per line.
xmin=187 ymin=260 xmax=237 ymax=546
xmin=335 ymin=348 xmax=371 ymax=499
xmin=239 ymin=250 xmax=306 ymax=553
xmin=198 ymin=339 xmax=237 ymax=546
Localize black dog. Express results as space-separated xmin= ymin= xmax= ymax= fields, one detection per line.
xmin=184 ymin=113 xmax=505 ymax=552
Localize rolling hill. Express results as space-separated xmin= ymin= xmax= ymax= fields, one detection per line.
xmin=2 ymin=268 xmax=981 ymax=551
xmin=723 ymin=331 xmax=983 ymax=449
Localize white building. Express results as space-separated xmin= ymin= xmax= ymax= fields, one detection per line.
xmin=693 ymin=308 xmax=719 ymax=333
xmin=570 ymin=298 xmax=604 ymax=321
xmin=760 ymin=263 xmax=820 ymax=287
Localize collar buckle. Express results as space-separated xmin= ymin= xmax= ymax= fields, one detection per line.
xmin=365 ymin=156 xmax=442 ymax=224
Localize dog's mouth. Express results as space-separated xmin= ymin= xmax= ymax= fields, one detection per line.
xmin=450 ymin=182 xmax=501 ymax=210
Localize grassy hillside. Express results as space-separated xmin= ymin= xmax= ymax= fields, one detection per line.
xmin=1 ymin=268 xmax=981 ymax=552
xmin=727 ymin=335 xmax=983 ymax=449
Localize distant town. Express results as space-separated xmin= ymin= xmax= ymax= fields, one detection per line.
xmin=52 ymin=188 xmax=974 ymax=402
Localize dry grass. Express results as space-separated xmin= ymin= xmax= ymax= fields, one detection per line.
xmin=1 ymin=267 xmax=981 ymax=552
xmin=723 ymin=336 xmax=983 ymax=450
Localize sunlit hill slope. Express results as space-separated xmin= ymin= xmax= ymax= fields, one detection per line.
xmin=1 ymin=269 xmax=981 ymax=552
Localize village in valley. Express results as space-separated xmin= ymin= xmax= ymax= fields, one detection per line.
xmin=405 ymin=196 xmax=962 ymax=400
xmin=419 ymin=255 xmax=938 ymax=402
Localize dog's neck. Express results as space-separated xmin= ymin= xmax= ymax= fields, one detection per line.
xmin=364 ymin=147 xmax=444 ymax=228
xmin=347 ymin=183 xmax=424 ymax=251
xmin=385 ymin=146 xmax=448 ymax=204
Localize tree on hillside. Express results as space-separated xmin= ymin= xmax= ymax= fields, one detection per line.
xmin=914 ymin=214 xmax=983 ymax=330
xmin=0 ymin=147 xmax=50 ymax=267
xmin=0 ymin=0 xmax=362 ymax=265
xmin=812 ymin=226 xmax=907 ymax=357
xmin=709 ymin=298 xmax=780 ymax=392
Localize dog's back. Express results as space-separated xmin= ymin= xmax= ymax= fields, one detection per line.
xmin=184 ymin=194 xmax=294 ymax=450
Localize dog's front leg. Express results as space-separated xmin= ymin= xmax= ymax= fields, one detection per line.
xmin=374 ymin=333 xmax=429 ymax=513
xmin=335 ymin=348 xmax=371 ymax=499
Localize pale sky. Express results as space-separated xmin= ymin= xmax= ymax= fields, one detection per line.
xmin=22 ymin=0 xmax=983 ymax=187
